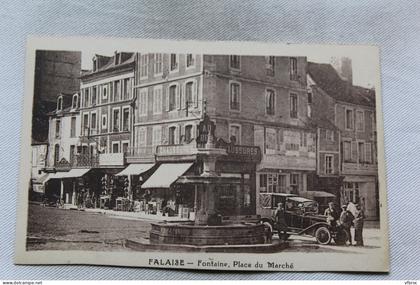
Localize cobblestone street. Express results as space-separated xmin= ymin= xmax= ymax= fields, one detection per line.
xmin=27 ymin=203 xmax=383 ymax=255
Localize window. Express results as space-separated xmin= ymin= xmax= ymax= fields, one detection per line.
xmin=325 ymin=155 xmax=334 ymax=174
xmin=139 ymin=88 xmax=148 ymax=116
xmin=83 ymin=114 xmax=89 ymax=135
xmin=265 ymin=128 xmax=277 ymax=152
xmin=122 ymin=108 xmax=130 ymax=131
xmin=186 ymin=54 xmax=195 ymax=68
xmin=185 ymin=81 xmax=194 ymax=106
xmin=70 ymin=117 xmax=76 ymax=138
xmin=70 ymin=145 xmax=75 ymax=164
xmin=112 ymin=142 xmax=120 ymax=153
xmin=101 ymin=114 xmax=107 ymax=130
xmin=91 ymin=113 xmax=97 ymax=130
xmin=140 ymin=54 xmax=148 ymax=78
xmin=229 ymin=82 xmax=240 ymax=111
xmin=265 ymin=56 xmax=275 ymax=76
xmin=266 ymin=89 xmax=275 ymax=115
xmin=229 ymin=124 xmax=241 ymax=144
xmin=153 ymin=86 xmax=162 ymax=114
xmin=170 ymin=54 xmax=178 ymax=71
xmin=72 ymin=94 xmax=78 ymax=109
xmin=358 ymin=142 xmax=365 ymax=163
xmin=356 ymin=110 xmax=364 ymax=131
xmin=230 ymin=55 xmax=240 ymax=69
xmin=326 ymin=130 xmax=334 ymax=142
xmin=343 ymin=141 xmax=352 ymax=162
xmin=168 ymin=126 xmax=176 ymax=145
xmin=154 ymin=53 xmax=162 ymax=75
xmin=83 ymin=89 xmax=89 ymax=107
xmin=102 ymin=85 xmax=108 ymax=101
xmin=123 ymin=78 xmax=131 ymax=100
xmin=114 ymin=80 xmax=121 ymax=101
xmin=307 ymin=91 xmax=312 ymax=117
xmin=185 ymin=125 xmax=193 ymax=142
xmin=365 ymin=142 xmax=372 ymax=163
xmin=345 ymin=109 xmax=354 ymax=129
xmin=259 ymin=173 xmax=286 ymax=193
xmin=290 ymin=173 xmax=299 ymax=194
xmin=290 ymin=93 xmax=298 ymax=118
xmin=168 ymin=85 xmax=177 ymax=111
xmin=289 ymin=57 xmax=298 ymax=80
xmin=344 ymin=182 xmax=360 ymax=204
xmin=113 ymin=108 xmax=120 ymax=132
xmin=138 ymin=127 xmax=147 ymax=147
xmin=122 ymin=141 xmax=129 ymax=154
xmin=54 ymin=144 xmax=60 ymax=164
xmin=55 ymin=120 xmax=61 ymax=138
xmin=152 ymin=126 xmax=162 ymax=146
xmin=92 ymin=86 xmax=97 ymax=105
xmin=57 ymin=97 xmax=63 ymax=111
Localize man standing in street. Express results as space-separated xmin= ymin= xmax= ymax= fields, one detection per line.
xmin=353 ymin=204 xmax=365 ymax=246
xmin=339 ymin=204 xmax=354 ymax=246
xmin=324 ymin=202 xmax=339 ymax=227
xmin=274 ymin=202 xmax=288 ymax=240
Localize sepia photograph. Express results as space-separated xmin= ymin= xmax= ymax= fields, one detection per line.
xmin=15 ymin=37 xmax=389 ymax=271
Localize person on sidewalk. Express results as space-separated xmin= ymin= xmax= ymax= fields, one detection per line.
xmin=339 ymin=204 xmax=354 ymax=246
xmin=274 ymin=202 xmax=288 ymax=240
xmin=353 ymin=204 xmax=365 ymax=246
xmin=324 ymin=202 xmax=339 ymax=227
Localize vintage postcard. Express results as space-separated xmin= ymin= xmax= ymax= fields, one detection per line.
xmin=15 ymin=37 xmax=389 ymax=271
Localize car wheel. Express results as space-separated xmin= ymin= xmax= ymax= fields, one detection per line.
xmin=315 ymin=226 xmax=332 ymax=245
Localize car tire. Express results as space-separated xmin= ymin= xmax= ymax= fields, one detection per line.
xmin=315 ymin=226 xmax=332 ymax=245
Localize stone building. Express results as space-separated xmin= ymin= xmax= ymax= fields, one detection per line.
xmin=32 ymin=50 xmax=81 ymax=142
xmin=122 ymin=54 xmax=315 ymax=221
xmin=308 ymin=60 xmax=379 ymax=220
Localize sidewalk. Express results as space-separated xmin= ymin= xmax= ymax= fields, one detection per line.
xmin=84 ymin=207 xmax=190 ymax=223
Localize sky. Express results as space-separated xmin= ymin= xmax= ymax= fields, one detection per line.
xmin=81 ymin=49 xmax=377 ymax=88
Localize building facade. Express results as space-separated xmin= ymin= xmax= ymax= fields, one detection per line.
xmin=125 ymin=54 xmax=316 ymax=221
xmin=308 ymin=60 xmax=378 ymax=220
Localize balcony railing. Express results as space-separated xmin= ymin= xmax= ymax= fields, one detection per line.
xmin=126 ymin=146 xmax=155 ymax=157
xmin=73 ymin=153 xmax=99 ymax=168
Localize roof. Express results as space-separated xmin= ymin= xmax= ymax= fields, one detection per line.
xmin=306 ymin=116 xmax=339 ymax=131
xmin=308 ymin=62 xmax=376 ymax=107
xmin=81 ymin=52 xmax=135 ymax=78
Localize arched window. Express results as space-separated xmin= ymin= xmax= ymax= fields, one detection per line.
xmin=72 ymin=94 xmax=79 ymax=109
xmin=57 ymin=96 xmax=63 ymax=111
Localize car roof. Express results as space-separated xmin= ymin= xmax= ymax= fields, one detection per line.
xmin=260 ymin=193 xmax=298 ymax=197
xmin=287 ymin=196 xmax=316 ymax=203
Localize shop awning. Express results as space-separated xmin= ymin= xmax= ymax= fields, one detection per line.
xmin=44 ymin=171 xmax=68 ymax=181
xmin=33 ymin=173 xmax=50 ymax=184
xmin=141 ymin=163 xmax=193 ymax=189
xmin=115 ymin=163 xmax=155 ymax=176
xmin=44 ymin=169 xmax=91 ymax=181
xmin=61 ymin=168 xmax=91 ymax=178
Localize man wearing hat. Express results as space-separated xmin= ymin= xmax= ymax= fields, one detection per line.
xmin=274 ymin=202 xmax=288 ymax=240
xmin=353 ymin=204 xmax=365 ymax=246
xmin=324 ymin=202 xmax=339 ymax=227
xmin=339 ymin=204 xmax=354 ymax=246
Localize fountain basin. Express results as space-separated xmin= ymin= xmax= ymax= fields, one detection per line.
xmin=149 ymin=222 xmax=267 ymax=245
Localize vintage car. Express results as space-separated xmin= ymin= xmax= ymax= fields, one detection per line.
xmin=258 ymin=193 xmax=346 ymax=245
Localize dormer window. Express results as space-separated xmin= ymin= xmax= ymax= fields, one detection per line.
xmin=93 ymin=58 xmax=97 ymax=72
xmin=72 ymin=94 xmax=79 ymax=109
xmin=57 ymin=96 xmax=63 ymax=111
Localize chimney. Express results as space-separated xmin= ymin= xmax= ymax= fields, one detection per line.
xmin=330 ymin=56 xmax=353 ymax=85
